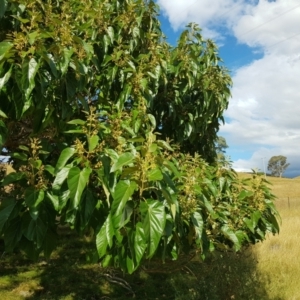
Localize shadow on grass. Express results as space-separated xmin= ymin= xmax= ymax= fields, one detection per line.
xmin=0 ymin=230 xmax=277 ymax=300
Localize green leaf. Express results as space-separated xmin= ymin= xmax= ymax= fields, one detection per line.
xmin=55 ymin=148 xmax=75 ymax=172
xmin=11 ymin=152 xmax=28 ymax=161
xmin=126 ymin=256 xmax=135 ymax=274
xmin=88 ymin=135 xmax=99 ymax=152
xmin=96 ymin=225 xmax=107 ymax=258
xmin=78 ymin=188 xmax=97 ymax=231
xmin=164 ymin=161 xmax=181 ymax=178
xmin=25 ymin=188 xmax=44 ymax=208
xmin=0 ymin=199 xmax=17 ymax=232
xmin=4 ymin=217 xmax=23 ymax=252
xmin=0 ymin=66 xmax=12 ymax=90
xmin=106 ymin=26 xmax=114 ymax=43
xmin=110 ymin=152 xmax=135 ymax=173
xmin=140 ymin=199 xmax=166 ymax=258
xmin=25 ymin=57 xmax=39 ymax=101
xmin=238 ymin=190 xmax=254 ymax=200
xmin=67 ymin=167 xmax=92 ymax=210
xmin=147 ymin=114 xmax=156 ymax=128
xmin=53 ymin=167 xmax=71 ymax=190
xmin=60 ymin=48 xmax=74 ymax=75
xmin=19 ymin=145 xmax=29 ymax=152
xmin=157 ymin=140 xmax=173 ymax=151
xmin=244 ymin=211 xmax=261 ymax=233
xmin=25 ymin=188 xmax=45 ymax=219
xmin=104 ymin=149 xmax=119 ymax=162
xmin=147 ymin=168 xmax=163 ymax=181
xmin=134 ymin=222 xmax=146 ymax=266
xmin=48 ymin=187 xmax=70 ymax=211
xmin=23 ymin=217 xmax=47 ymax=248
xmin=67 ymin=119 xmax=86 ymax=125
xmin=0 ymin=41 xmax=13 ymax=61
xmin=46 ymin=192 xmax=59 ymax=211
xmin=191 ymin=211 xmax=203 ymax=243
xmin=0 ymin=0 xmax=8 ymax=18
xmin=96 ymin=215 xmax=114 ymax=258
xmin=111 ymin=180 xmax=137 ymax=228
xmin=0 ymin=109 xmax=7 ymax=118
xmin=221 ymin=225 xmax=241 ymax=251
xmin=44 ymin=165 xmax=55 ymax=175
xmin=1 ymin=172 xmax=25 ymax=186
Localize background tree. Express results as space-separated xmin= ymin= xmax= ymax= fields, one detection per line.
xmin=0 ymin=0 xmax=279 ymax=273
xmin=268 ymin=155 xmax=290 ymax=177
xmin=215 ymin=136 xmax=228 ymax=160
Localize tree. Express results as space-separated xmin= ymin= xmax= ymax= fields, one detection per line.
xmin=268 ymin=155 xmax=290 ymax=177
xmin=0 ymin=0 xmax=279 ymax=273
xmin=216 ymin=136 xmax=228 ymax=160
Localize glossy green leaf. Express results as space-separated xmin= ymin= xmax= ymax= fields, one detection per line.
xmin=53 ymin=167 xmax=71 ymax=190
xmin=0 ymin=67 xmax=12 ymax=90
xmin=134 ymin=222 xmax=147 ymax=265
xmin=221 ymin=225 xmax=241 ymax=251
xmin=147 ymin=114 xmax=156 ymax=128
xmin=191 ymin=211 xmax=203 ymax=243
xmin=110 ymin=152 xmax=135 ymax=173
xmin=157 ymin=140 xmax=173 ymax=151
xmin=96 ymin=225 xmax=107 ymax=258
xmin=55 ymin=148 xmax=75 ymax=172
xmin=111 ymin=180 xmax=137 ymax=216
xmin=140 ymin=199 xmax=166 ymax=258
xmin=46 ymin=192 xmax=60 ymax=211
xmin=111 ymin=180 xmax=136 ymax=228
xmin=25 ymin=188 xmax=44 ymax=208
xmin=25 ymin=57 xmax=39 ymax=101
xmin=67 ymin=167 xmax=92 ymax=210
xmin=96 ymin=214 xmax=114 ymax=258
xmin=0 ymin=109 xmax=7 ymax=118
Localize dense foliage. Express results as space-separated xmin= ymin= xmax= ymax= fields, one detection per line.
xmin=0 ymin=0 xmax=279 ymax=273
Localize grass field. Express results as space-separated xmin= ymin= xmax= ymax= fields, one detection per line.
xmin=0 ymin=172 xmax=299 ymax=299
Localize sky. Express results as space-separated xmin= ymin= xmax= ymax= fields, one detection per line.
xmin=156 ymin=0 xmax=300 ymax=178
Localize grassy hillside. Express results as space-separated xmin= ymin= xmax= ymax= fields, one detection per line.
xmin=0 ymin=172 xmax=299 ymax=299
xmin=249 ymin=175 xmax=300 ymax=300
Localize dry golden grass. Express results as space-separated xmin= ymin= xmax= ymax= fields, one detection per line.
xmin=238 ymin=173 xmax=300 ymax=300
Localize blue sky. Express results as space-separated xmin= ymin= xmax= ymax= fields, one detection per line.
xmin=156 ymin=0 xmax=300 ymax=178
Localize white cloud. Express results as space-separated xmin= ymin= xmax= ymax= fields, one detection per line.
xmin=222 ymin=51 xmax=300 ymax=176
xmin=158 ymin=0 xmax=300 ymax=177
xmin=157 ymin=0 xmax=244 ymax=39
xmin=233 ymin=1 xmax=300 ymax=55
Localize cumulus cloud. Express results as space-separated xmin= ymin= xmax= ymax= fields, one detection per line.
xmin=222 ymin=51 xmax=300 ymax=176
xmin=233 ymin=1 xmax=300 ymax=55
xmin=157 ymin=0 xmax=245 ymax=38
xmin=157 ymin=0 xmax=300 ymax=177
